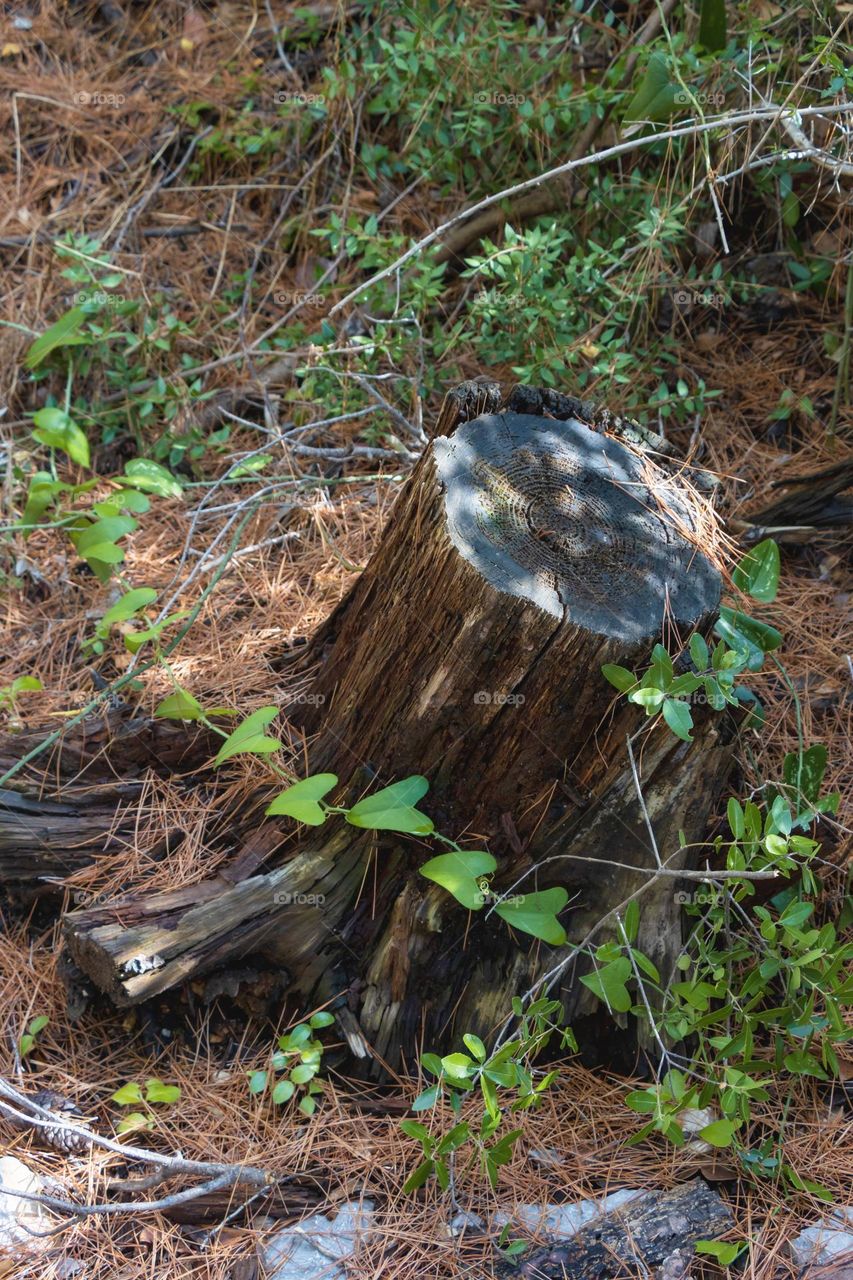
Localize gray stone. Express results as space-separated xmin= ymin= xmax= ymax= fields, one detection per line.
xmin=495 ymin=1188 xmax=644 ymax=1236
xmin=0 ymin=1156 xmax=50 ymax=1256
xmin=262 ymin=1199 xmax=374 ymax=1280
xmin=790 ymin=1208 xmax=853 ymax=1274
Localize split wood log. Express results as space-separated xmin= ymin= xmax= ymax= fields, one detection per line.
xmin=19 ymin=383 xmax=733 ymax=1071
xmin=491 ymin=1179 xmax=734 ymax=1279
xmin=0 ymin=716 xmax=215 ymax=889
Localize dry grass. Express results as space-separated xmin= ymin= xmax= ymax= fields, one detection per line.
xmin=0 ymin=2 xmax=850 ymax=1278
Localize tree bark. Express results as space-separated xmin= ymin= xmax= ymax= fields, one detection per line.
xmin=491 ymin=1179 xmax=734 ymax=1279
xmin=0 ymin=716 xmax=215 ymax=888
xmin=21 ymin=384 xmax=734 ymax=1071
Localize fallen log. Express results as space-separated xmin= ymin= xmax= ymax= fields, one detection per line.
xmin=0 ymin=716 xmax=216 ymax=889
xmin=492 ymin=1180 xmax=734 ymax=1279
xmin=53 ymin=381 xmax=734 ymax=1071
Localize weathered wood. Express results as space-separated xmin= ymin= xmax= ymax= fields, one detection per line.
xmin=56 ymin=385 xmax=734 ymax=1074
xmin=0 ymin=715 xmax=215 ymax=888
xmin=492 ymin=1180 xmax=734 ymax=1279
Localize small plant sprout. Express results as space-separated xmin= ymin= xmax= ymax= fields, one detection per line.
xmin=248 ymin=1011 xmax=335 ymax=1116
xmin=111 ymin=1078 xmax=181 ymax=1135
xmin=18 ymin=1015 xmax=49 ymax=1061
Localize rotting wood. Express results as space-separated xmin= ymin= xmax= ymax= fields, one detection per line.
xmin=1 ymin=383 xmax=737 ymax=1072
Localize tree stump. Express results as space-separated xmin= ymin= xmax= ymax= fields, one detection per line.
xmin=49 ymin=385 xmax=734 ymax=1071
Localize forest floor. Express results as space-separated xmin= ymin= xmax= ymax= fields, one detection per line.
xmin=0 ymin=2 xmax=851 ymax=1277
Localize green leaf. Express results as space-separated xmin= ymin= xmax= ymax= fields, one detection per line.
xmin=625 ymin=1089 xmax=658 ymax=1114
xmin=298 ymin=1095 xmax=317 ymax=1117
xmin=580 ymin=957 xmax=632 ymax=1013
xmin=463 ymin=1034 xmax=487 ymax=1062
xmin=783 ymin=745 xmax=827 ymax=807
xmin=623 ymin=900 xmax=640 ymax=944
xmin=411 ymin=1085 xmax=440 ymax=1112
xmin=103 ymin=587 xmax=158 ymax=628
xmin=248 ymin=1070 xmax=268 ymax=1095
xmin=689 ymin=632 xmax=709 ymax=670
xmin=699 ymin=1118 xmax=737 ymax=1147
xmin=440 ymin=1053 xmax=473 ymax=1081
xmin=402 ymin=1158 xmax=435 ymax=1192
xmin=727 ymin=797 xmax=745 ymax=839
xmin=733 ymin=538 xmax=780 ymax=603
xmin=629 ymin=687 xmax=666 ymax=710
xmin=309 ymin=1011 xmax=335 ymax=1030
xmin=213 ymin=706 xmax=280 ymax=766
xmin=290 ymin=1063 xmax=316 ymax=1085
xmin=495 ymin=888 xmax=568 ymax=945
xmin=697 ymin=0 xmax=727 ymax=52
xmin=155 ymin=688 xmax=204 ymax=722
xmin=265 ymin=773 xmax=338 ymax=825
xmin=400 ymin=1120 xmax=431 ymax=1145
xmin=695 ymin=1240 xmax=744 ymax=1266
xmin=114 ymin=487 xmax=150 ymax=513
xmin=123 ymin=458 xmax=183 ymax=499
xmin=345 ymin=775 xmax=434 ymax=834
xmin=662 ymin=698 xmax=694 ymax=741
xmin=601 ymin=664 xmax=638 ymax=693
xmin=145 ymin=1079 xmax=181 ymax=1105
xmin=272 ymin=1079 xmax=295 ymax=1105
xmin=623 ymin=53 xmax=678 ymax=127
xmin=116 ymin=1111 xmax=153 ymax=1135
xmin=72 ymin=516 xmax=137 ymax=555
xmin=25 ymin=306 xmax=88 ymax=368
xmin=111 ymin=1082 xmax=144 ymax=1106
xmin=32 ymin=407 xmax=90 ymax=468
xmin=19 ymin=473 xmax=63 ymax=532
xmin=27 ymin=1015 xmax=49 ymax=1035
xmin=419 ymin=848 xmax=496 ymax=910
xmin=783 ymin=1050 xmax=827 ymax=1079
xmin=714 ymin=608 xmax=782 ymax=671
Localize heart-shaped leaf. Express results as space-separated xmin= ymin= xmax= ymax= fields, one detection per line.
xmin=580 ymin=956 xmax=633 ymax=1012
xmin=123 ymin=458 xmax=183 ymax=499
xmin=32 ymin=407 xmax=90 ymax=468
xmin=266 ymin=773 xmax=339 ymax=825
xmin=494 ymin=887 xmax=568 ymax=945
xmin=699 ymin=1118 xmax=737 ymax=1148
xmin=346 ymin=775 xmax=433 ymax=834
xmin=733 ymin=538 xmax=780 ymax=603
xmin=213 ymin=706 xmax=281 ymax=766
xmin=111 ymin=1082 xmax=143 ymax=1106
xmin=419 ymin=849 xmax=496 ymax=910
xmin=623 ymin=52 xmax=678 ymax=128
xmin=155 ymin=688 xmax=203 ymax=722
xmin=145 ymin=1079 xmax=181 ymax=1105
xmin=103 ymin=587 xmax=158 ymax=627
xmin=25 ymin=306 xmax=88 ymax=368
